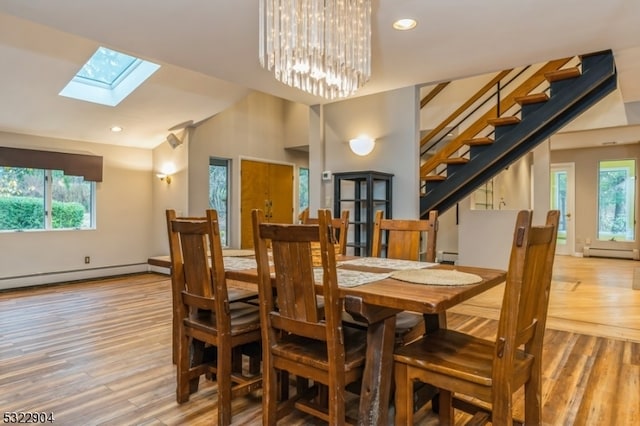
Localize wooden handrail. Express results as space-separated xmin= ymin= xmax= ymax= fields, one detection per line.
xmin=420 ymin=82 xmax=449 ymax=109
xmin=420 ymin=57 xmax=573 ymax=178
xmin=420 ymin=70 xmax=512 ymax=149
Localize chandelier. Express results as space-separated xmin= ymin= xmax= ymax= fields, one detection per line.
xmin=259 ymin=0 xmax=372 ymax=100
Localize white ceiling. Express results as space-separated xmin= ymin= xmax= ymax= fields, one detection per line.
xmin=1 ymin=1 xmax=640 ymax=149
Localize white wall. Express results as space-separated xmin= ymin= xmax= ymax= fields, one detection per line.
xmin=319 ymin=86 xmax=421 ymax=218
xmin=182 ymin=92 xmax=308 ymax=249
xmin=0 ymin=131 xmax=154 ymax=289
xmin=149 ymin=128 xmax=190 ymax=257
xmin=457 ymin=142 xmax=550 ymax=270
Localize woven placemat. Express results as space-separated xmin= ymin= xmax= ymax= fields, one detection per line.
xmin=390 ymin=268 xmax=482 ymax=286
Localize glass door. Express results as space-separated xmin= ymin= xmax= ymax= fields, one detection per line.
xmin=550 ymin=163 xmax=575 ymax=255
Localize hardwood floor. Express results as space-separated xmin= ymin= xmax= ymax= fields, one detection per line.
xmin=0 ymin=256 xmax=638 ymax=425
xmin=451 ymin=254 xmax=640 ymax=342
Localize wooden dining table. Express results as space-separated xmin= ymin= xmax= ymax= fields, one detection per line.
xmin=153 ymin=253 xmax=506 ymax=425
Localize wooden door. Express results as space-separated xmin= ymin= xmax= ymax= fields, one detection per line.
xmin=240 ymin=160 xmax=293 ymax=248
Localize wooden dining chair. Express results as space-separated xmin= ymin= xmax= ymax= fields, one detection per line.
xmin=371 ymin=209 xmax=438 ymax=262
xmin=369 ymin=209 xmax=440 ymax=346
xmin=252 ymin=208 xmax=367 ymax=425
xmin=166 ymin=210 xmax=257 ymax=365
xmin=167 ymin=209 xmax=262 ymax=426
xmin=301 ymin=209 xmax=350 ymax=255
xmin=393 ymin=210 xmax=560 ymax=425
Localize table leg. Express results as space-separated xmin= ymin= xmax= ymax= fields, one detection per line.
xmin=356 ymin=314 xmax=396 ymax=425
xmin=344 ymin=296 xmax=399 ymax=426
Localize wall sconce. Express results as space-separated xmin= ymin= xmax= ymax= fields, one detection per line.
xmin=157 ymin=162 xmax=176 ymax=184
xmin=349 ymin=135 xmax=376 ymax=156
xmin=157 ymin=173 xmax=172 ymax=184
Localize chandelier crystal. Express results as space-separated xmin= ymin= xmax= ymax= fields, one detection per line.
xmin=259 ymin=0 xmax=372 ymax=100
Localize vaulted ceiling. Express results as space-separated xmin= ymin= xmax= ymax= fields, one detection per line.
xmin=1 ymin=1 xmax=640 ymax=149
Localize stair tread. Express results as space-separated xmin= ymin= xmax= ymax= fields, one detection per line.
xmin=423 ymin=175 xmax=446 ymax=182
xmin=487 ymin=116 xmax=520 ymax=126
xmin=515 ymin=93 xmax=549 ymax=105
xmin=442 ymin=157 xmax=469 ymax=165
xmin=463 ymin=137 xmax=494 ymax=146
xmin=545 ymin=67 xmax=581 ymax=82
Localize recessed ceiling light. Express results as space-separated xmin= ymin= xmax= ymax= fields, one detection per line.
xmin=110 ymin=126 xmax=123 ymax=132
xmin=393 ymin=18 xmax=417 ymax=31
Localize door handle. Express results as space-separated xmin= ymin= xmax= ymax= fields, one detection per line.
xmin=264 ymin=199 xmax=273 ymax=219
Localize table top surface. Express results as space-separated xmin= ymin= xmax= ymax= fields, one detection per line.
xmin=153 ymin=253 xmax=509 ymax=315
xmin=154 ymin=253 xmax=506 ymax=313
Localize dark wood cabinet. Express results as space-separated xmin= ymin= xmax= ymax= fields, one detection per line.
xmin=333 ymin=171 xmax=393 ymax=256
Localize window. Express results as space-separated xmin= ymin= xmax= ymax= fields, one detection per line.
xmin=59 ymin=47 xmax=160 ymax=107
xmin=0 ymin=167 xmax=95 ymax=231
xmin=598 ymin=159 xmax=636 ymax=241
xmin=209 ymin=158 xmax=230 ymax=246
xmin=299 ymin=167 xmax=309 ymax=213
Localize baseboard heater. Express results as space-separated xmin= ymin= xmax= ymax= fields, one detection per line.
xmin=0 ymin=263 xmax=149 ymax=291
xmin=583 ymin=246 xmax=640 ymax=260
xmin=436 ymin=250 xmax=459 ymax=265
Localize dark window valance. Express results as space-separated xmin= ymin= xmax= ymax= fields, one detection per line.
xmin=0 ymin=147 xmax=103 ymax=182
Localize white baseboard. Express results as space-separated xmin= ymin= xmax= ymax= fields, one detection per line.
xmin=0 ymin=263 xmax=149 ymax=291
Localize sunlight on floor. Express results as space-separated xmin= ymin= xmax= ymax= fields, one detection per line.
xmin=450 ymin=255 xmax=640 ymax=342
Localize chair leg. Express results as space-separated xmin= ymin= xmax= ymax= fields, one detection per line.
xmin=177 ymin=333 xmax=193 ymax=403
xmin=263 ymin=361 xmax=278 ymax=425
xmin=393 ymin=363 xmax=412 ymax=425
xmin=491 ymin=386 xmax=514 ymax=426
xmin=328 ymin=379 xmax=345 ymax=426
xmin=296 ymin=376 xmax=309 ymax=398
xmin=317 ymin=383 xmax=328 ymax=407
xmin=248 ymin=353 xmax=261 ymax=375
xmin=242 ymin=341 xmax=262 ymax=376
xmin=438 ymin=389 xmax=454 ymax=426
xmin=172 ymin=314 xmax=178 ymax=364
xmin=190 ymin=339 xmax=206 ymax=394
xmin=524 ymin=377 xmax=542 ymax=426
xmin=232 ymin=346 xmax=243 ymax=374
xmin=217 ymin=345 xmax=232 ymax=426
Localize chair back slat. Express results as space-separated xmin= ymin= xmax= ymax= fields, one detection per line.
xmin=371 ymin=210 xmax=438 ymax=262
xmin=255 ymin=217 xmax=322 ymax=324
xmin=271 ymin=239 xmax=320 ymax=322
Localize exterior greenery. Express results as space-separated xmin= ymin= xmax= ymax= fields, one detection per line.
xmin=209 ymin=158 xmax=229 ymax=245
xmin=299 ymin=167 xmax=309 ymax=212
xmin=598 ymin=159 xmax=636 ymax=241
xmin=0 ymin=197 xmax=84 ymax=230
xmin=0 ymin=166 xmax=92 ymax=231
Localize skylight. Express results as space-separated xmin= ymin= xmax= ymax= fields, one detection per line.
xmin=59 ymin=47 xmax=160 ymax=107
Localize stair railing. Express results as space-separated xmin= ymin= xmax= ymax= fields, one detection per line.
xmin=420 ymin=57 xmax=575 ymax=188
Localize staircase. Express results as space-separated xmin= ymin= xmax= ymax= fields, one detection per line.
xmin=420 ymin=50 xmax=617 ymax=216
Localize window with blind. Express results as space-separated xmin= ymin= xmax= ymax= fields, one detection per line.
xmin=0 ymin=147 xmax=102 ymax=231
